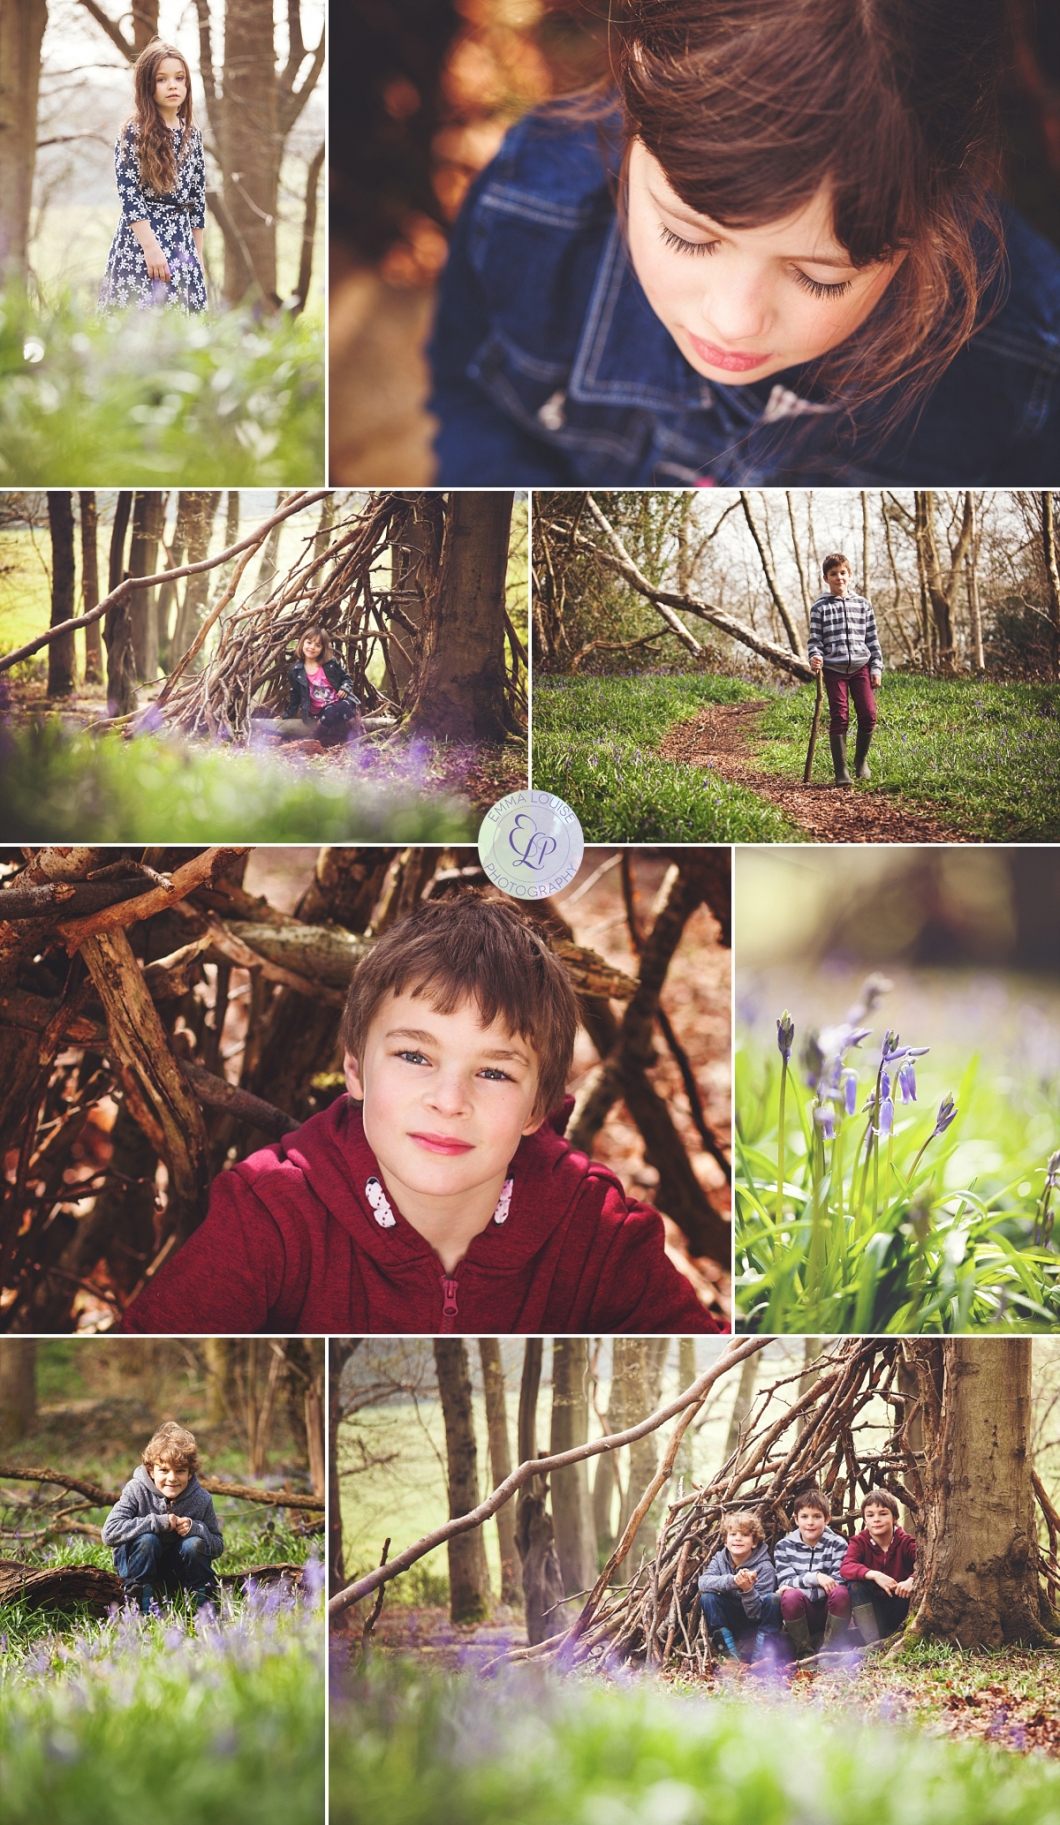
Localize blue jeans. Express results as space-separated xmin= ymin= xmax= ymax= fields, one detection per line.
xmin=114 ymin=1531 xmax=216 ymax=1606
xmin=700 ymin=1590 xmax=781 ymax=1640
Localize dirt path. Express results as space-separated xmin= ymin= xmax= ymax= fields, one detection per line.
xmin=659 ymin=701 xmax=971 ymax=843
xmin=334 ymin=1602 xmax=528 ymax=1674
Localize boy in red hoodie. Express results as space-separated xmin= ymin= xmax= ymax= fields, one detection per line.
xmin=839 ymin=1486 xmax=916 ymax=1644
xmin=122 ymin=894 xmax=724 ymax=1335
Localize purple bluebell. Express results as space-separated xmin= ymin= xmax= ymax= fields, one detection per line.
xmin=877 ymin=1097 xmax=894 ymax=1136
xmin=776 ymin=1011 xmax=795 ymax=1062
xmin=882 ymin=1032 xmax=930 ymax=1066
xmin=898 ymin=1061 xmax=918 ymax=1103
xmin=933 ymin=1094 xmax=957 ymax=1137
xmin=1046 ymin=1150 xmax=1060 ymax=1190
xmin=814 ymin=1103 xmax=835 ymax=1140
xmin=842 ymin=1071 xmax=858 ymax=1115
xmin=880 ymin=1068 xmax=891 ymax=1103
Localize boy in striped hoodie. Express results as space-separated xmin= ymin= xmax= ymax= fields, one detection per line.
xmin=773 ymin=1485 xmax=851 ymax=1657
xmin=808 ymin=553 xmax=883 ymax=788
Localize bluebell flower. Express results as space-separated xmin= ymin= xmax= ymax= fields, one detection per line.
xmin=880 ymin=1068 xmax=891 ymax=1103
xmin=897 ymin=1061 xmax=918 ymax=1103
xmin=878 ymin=1097 xmax=894 ymax=1136
xmin=933 ymin=1094 xmax=957 ymax=1137
xmin=776 ymin=1011 xmax=795 ymax=1063
xmin=814 ymin=1103 xmax=835 ymax=1140
xmin=842 ymin=1071 xmax=858 ymax=1115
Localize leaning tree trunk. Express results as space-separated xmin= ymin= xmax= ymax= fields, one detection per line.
xmin=46 ymin=492 xmax=76 ymax=698
xmin=549 ymin=1338 xmax=597 ymax=1598
xmin=906 ymin=1338 xmax=1054 ymax=1646
xmin=105 ymin=489 xmax=137 ymax=715
xmin=433 ymin=1339 xmax=491 ymax=1625
xmin=0 ymin=0 xmax=46 ymax=280
xmin=478 ymin=1338 xmax=522 ymax=1605
xmin=403 ymin=492 xmax=514 ymax=741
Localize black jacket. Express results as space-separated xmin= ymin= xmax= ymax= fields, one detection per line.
xmin=284 ymin=657 xmax=360 ymax=720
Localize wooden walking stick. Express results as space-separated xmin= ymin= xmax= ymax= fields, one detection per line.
xmin=803 ymin=669 xmax=823 ymax=782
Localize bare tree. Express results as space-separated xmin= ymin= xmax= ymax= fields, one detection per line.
xmin=0 ymin=0 xmax=47 ymax=280
xmin=549 ymin=1339 xmax=597 ymax=1597
xmin=478 ymin=1339 xmax=521 ymax=1605
xmin=403 ymin=491 xmax=517 ymax=740
xmin=1042 ymin=492 xmax=1060 ymax=682
xmin=0 ymin=1338 xmax=36 ymax=1446
xmin=46 ymin=491 xmax=76 ymax=698
xmin=433 ymin=1339 xmax=491 ymax=1625
xmin=171 ymin=492 xmax=223 ymax=661
xmin=79 ymin=492 xmax=103 ymax=684
xmin=514 ymin=1338 xmax=566 ymax=1644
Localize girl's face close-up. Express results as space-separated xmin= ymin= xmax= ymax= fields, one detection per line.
xmin=303 ymin=637 xmax=323 ymax=663
xmin=626 ymin=141 xmax=901 ymax=386
xmin=154 ymin=57 xmax=188 ymax=114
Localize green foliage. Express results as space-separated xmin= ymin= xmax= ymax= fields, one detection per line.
xmin=332 ymin=1661 xmax=1060 ymax=1825
xmin=0 ymin=722 xmax=473 ymax=841
xmin=735 ymin=1012 xmax=1060 ymax=1334
xmin=755 ymin=677 xmax=1060 ymax=841
xmin=0 ymin=287 xmax=322 ymax=485
xmin=532 ymin=676 xmax=800 ymax=841
xmin=0 ymin=1579 xmax=323 ymax=1825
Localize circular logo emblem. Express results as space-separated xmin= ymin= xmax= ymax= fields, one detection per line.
xmin=478 ymin=791 xmax=585 ymax=900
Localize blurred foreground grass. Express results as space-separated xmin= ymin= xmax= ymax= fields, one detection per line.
xmin=332 ymin=1660 xmax=1060 ymax=1825
xmin=0 ymin=286 xmax=323 ymax=485
xmin=0 ymin=722 xmax=473 ymax=841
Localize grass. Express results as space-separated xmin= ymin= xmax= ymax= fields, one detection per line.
xmin=331 ymin=1657 xmax=1060 ymax=1825
xmin=0 ymin=1561 xmax=323 ymax=1825
xmin=0 ymin=284 xmax=323 ymax=485
xmin=531 ymin=676 xmax=800 ymax=841
xmin=0 ymin=720 xmax=474 ymax=841
xmin=755 ymin=677 xmax=1060 ymax=841
xmin=735 ymin=994 xmax=1060 ymax=1334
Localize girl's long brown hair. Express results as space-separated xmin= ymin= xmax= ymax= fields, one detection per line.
xmin=599 ymin=0 xmax=1009 ymax=431
xmin=123 ymin=38 xmax=195 ymax=196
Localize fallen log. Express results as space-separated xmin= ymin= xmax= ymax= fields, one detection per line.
xmin=0 ymin=1463 xmax=324 ymax=1511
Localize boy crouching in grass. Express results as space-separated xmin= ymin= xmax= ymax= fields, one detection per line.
xmin=698 ymin=1511 xmax=780 ymax=1662
xmin=840 ymin=1487 xmax=916 ymax=1644
xmin=773 ymin=1485 xmax=851 ymax=1658
xmin=102 ymin=1422 xmax=223 ymax=1613
xmin=122 ymin=894 xmax=722 ymax=1336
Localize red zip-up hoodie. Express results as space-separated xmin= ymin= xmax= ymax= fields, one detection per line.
xmin=120 ymin=1096 xmax=725 ymax=1335
xmin=839 ymin=1524 xmax=916 ymax=1585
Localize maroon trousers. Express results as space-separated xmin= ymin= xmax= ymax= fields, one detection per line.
xmin=780 ymin=1586 xmax=851 ymax=1624
xmin=823 ymin=664 xmax=876 ymax=737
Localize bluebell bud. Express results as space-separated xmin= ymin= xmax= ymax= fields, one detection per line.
xmin=898 ymin=1062 xmax=917 ymax=1104
xmin=933 ymin=1095 xmax=957 ymax=1137
xmin=776 ymin=1011 xmax=795 ymax=1063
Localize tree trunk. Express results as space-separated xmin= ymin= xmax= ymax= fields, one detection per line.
xmin=328 ymin=1338 xmax=359 ymax=1598
xmin=0 ymin=0 xmax=47 ymax=279
xmin=388 ymin=494 xmax=445 ymax=703
xmin=128 ymin=491 xmax=166 ymax=682
xmin=46 ymin=492 xmax=76 ymax=698
xmin=216 ymin=0 xmax=281 ymax=303
xmin=302 ymin=1339 xmax=325 ymax=1497
xmin=1042 ymin=492 xmax=1060 ymax=683
xmin=0 ymin=1338 xmax=36 ymax=1447
xmin=616 ymin=1337 xmax=670 ymax=1536
xmin=514 ymin=1337 xmax=565 ymax=1644
xmin=433 ymin=1339 xmax=491 ymax=1624
xmin=203 ymin=1336 xmax=231 ymax=1424
xmin=723 ymin=1349 xmax=761 ymax=1459
xmin=403 ymin=492 xmax=514 ymax=741
xmin=906 ymin=1339 xmax=1052 ymax=1645
xmin=79 ymin=492 xmax=103 ymax=684
xmin=478 ymin=1338 xmax=521 ymax=1604
xmin=549 ymin=1338 xmax=597 ymax=1596
xmin=171 ymin=491 xmax=222 ymax=661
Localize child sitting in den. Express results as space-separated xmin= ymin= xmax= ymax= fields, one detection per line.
xmin=101 ymin=1421 xmax=223 ymax=1612
xmin=840 ymin=1486 xmax=917 ymax=1643
xmin=121 ymin=893 xmax=721 ymax=1336
xmin=773 ymin=1485 xmax=850 ymax=1657
xmin=697 ymin=1510 xmax=780 ymax=1662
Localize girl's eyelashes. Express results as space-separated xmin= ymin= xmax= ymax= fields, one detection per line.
xmin=658 ymin=224 xmax=718 ymax=258
xmin=791 ymin=269 xmax=854 ymax=300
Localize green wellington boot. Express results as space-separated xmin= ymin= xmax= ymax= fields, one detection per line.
xmin=852 ymin=1600 xmax=881 ymax=1645
xmin=822 ymin=1611 xmax=851 ymax=1650
xmin=783 ymin=1613 xmax=815 ymax=1658
xmin=853 ymin=725 xmax=873 ymax=779
xmin=829 ymin=732 xmax=853 ymax=787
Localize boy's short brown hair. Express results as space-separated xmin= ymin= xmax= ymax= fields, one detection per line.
xmin=861 ymin=1486 xmax=899 ymax=1520
xmin=822 ymin=553 xmax=851 ymax=578
xmin=721 ymin=1509 xmax=765 ymax=1545
xmin=142 ymin=1421 xmax=199 ymax=1475
xmin=340 ymin=892 xmax=579 ymax=1120
xmin=794 ymin=1485 xmax=831 ymax=1520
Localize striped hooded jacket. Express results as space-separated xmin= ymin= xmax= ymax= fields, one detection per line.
xmin=773 ymin=1524 xmax=848 ymax=1594
xmin=807 ymin=591 xmax=883 ymax=676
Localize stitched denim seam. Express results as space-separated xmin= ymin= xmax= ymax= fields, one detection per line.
xmin=475 ymin=183 xmax=606 ymax=233
xmin=471 ymin=354 xmax=649 ymax=463
xmin=569 ymin=222 xmax=715 ymax=411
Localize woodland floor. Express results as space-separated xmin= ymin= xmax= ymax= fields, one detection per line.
xmin=337 ymin=1604 xmax=1060 ymax=1759
xmin=658 ymin=701 xmax=971 ymax=844
xmin=3 ymin=680 xmax=527 ymax=820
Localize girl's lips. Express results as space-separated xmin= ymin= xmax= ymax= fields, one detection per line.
xmin=409 ymin=1132 xmax=475 ymax=1155
xmin=686 ymin=332 xmax=772 ymax=373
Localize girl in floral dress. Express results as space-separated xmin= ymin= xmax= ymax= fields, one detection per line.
xmin=99 ymin=39 xmax=207 ymax=314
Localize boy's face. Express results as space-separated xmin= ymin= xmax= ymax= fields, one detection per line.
xmin=725 ymin=1527 xmax=755 ymax=1562
xmin=150 ymin=1459 xmax=191 ymax=1499
xmin=825 ymin=563 xmax=852 ymax=595
xmin=796 ymin=1506 xmax=827 ymax=1544
xmin=344 ymin=989 xmax=545 ymax=1209
xmin=864 ymin=1502 xmax=895 ymax=1542
xmin=625 ymin=141 xmax=899 ymax=389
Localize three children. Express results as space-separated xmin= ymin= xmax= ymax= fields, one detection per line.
xmin=700 ymin=1485 xmax=915 ymax=1662
xmin=121 ymin=894 xmax=722 ymax=1336
xmin=102 ymin=1422 xmax=223 ymax=1612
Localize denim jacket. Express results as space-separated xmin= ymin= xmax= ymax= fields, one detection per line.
xmin=429 ymin=108 xmax=1060 ymax=486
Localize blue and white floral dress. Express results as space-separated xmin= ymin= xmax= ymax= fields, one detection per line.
xmin=99 ymin=121 xmax=207 ymax=314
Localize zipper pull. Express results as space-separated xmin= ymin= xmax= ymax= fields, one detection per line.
xmin=440 ymin=1276 xmax=459 ymax=1325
